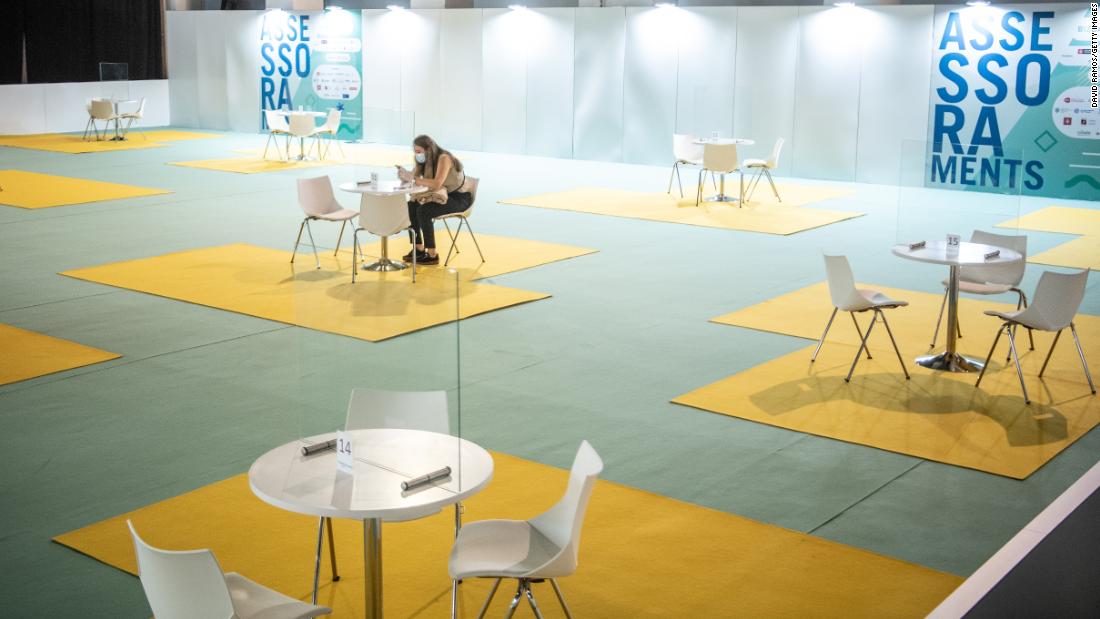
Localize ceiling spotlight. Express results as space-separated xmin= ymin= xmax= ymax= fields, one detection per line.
xmin=655 ymin=1 xmax=677 ymax=7
xmin=966 ymin=0 xmax=990 ymax=5
xmin=508 ymin=4 xmax=527 ymax=10
xmin=833 ymin=1 xmax=855 ymax=7
xmin=386 ymin=4 xmax=404 ymax=9
xmin=325 ymin=5 xmax=344 ymax=10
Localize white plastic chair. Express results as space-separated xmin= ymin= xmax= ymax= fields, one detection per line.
xmin=289 ymin=114 xmax=320 ymax=160
xmin=309 ymin=388 xmax=452 ymax=605
xmin=667 ymin=134 xmax=713 ymax=198
xmin=82 ymin=100 xmax=97 ymax=141
xmin=88 ymin=99 xmax=119 ymax=141
xmin=128 ymin=520 xmax=330 ymax=619
xmin=449 ymin=440 xmax=603 ymax=619
xmin=975 ymin=269 xmax=1094 ymax=404
xmin=434 ymin=176 xmax=485 ymax=267
xmin=263 ymin=109 xmax=290 ymax=160
xmin=316 ymin=108 xmax=344 ymax=160
xmin=931 ymin=230 xmax=1031 ymax=350
xmin=120 ymin=97 xmax=146 ymax=140
xmin=292 ymin=176 xmax=360 ymax=270
xmin=352 ymin=193 xmax=415 ymax=283
xmin=744 ymin=137 xmax=784 ymax=202
xmin=812 ymin=255 xmax=911 ymax=382
xmin=697 ymin=143 xmax=743 ymax=206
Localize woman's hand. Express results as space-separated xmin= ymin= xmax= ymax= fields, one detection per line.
xmin=396 ymin=166 xmax=413 ymax=182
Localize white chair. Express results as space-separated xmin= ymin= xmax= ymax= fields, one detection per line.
xmin=744 ymin=137 xmax=784 ymax=202
xmin=128 ymin=520 xmax=330 ymax=619
xmin=292 ymin=176 xmax=360 ymax=270
xmin=120 ymin=97 xmax=146 ymax=140
xmin=82 ymin=100 xmax=97 ymax=141
xmin=667 ymin=134 xmax=713 ymax=198
xmin=812 ymin=255 xmax=911 ymax=382
xmin=352 ymin=193 xmax=416 ymax=283
xmin=88 ymin=99 xmax=119 ymax=141
xmin=975 ymin=269 xmax=1094 ymax=404
xmin=434 ymin=176 xmax=485 ymax=267
xmin=696 ymin=143 xmax=743 ymax=206
xmin=263 ymin=109 xmax=290 ymax=160
xmin=309 ymin=388 xmax=452 ymax=604
xmin=449 ymin=440 xmax=603 ymax=619
xmin=315 ymin=108 xmax=344 ymax=160
xmin=930 ymin=230 xmax=1031 ymax=351
xmin=289 ymin=114 xmax=321 ymax=160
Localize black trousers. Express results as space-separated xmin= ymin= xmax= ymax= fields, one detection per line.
xmin=407 ymin=191 xmax=472 ymax=250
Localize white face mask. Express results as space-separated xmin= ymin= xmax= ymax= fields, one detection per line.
xmin=415 ymin=152 xmax=426 ymax=164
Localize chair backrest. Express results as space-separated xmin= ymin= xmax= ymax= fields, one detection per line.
xmin=767 ymin=137 xmax=785 ymax=168
xmin=960 ymin=230 xmax=1027 ymax=286
xmin=527 ymin=441 xmax=603 ymax=578
xmin=91 ymin=99 xmax=115 ymax=120
xmin=823 ymin=254 xmax=867 ymax=311
xmin=703 ymin=143 xmax=739 ymax=173
xmin=359 ymin=193 xmax=412 ymax=236
xmin=672 ymin=134 xmax=703 ymax=163
xmin=462 ymin=176 xmax=479 ymax=215
xmin=325 ymin=108 xmax=341 ymax=132
xmin=133 ymin=97 xmax=146 ymax=117
xmin=345 ymin=388 xmax=449 ymax=434
xmin=264 ymin=109 xmax=289 ymax=132
xmin=1021 ymin=269 xmax=1090 ymax=331
xmin=128 ymin=521 xmax=236 ymax=619
xmin=297 ymin=176 xmax=342 ymax=217
xmin=289 ymin=114 xmax=317 ymax=137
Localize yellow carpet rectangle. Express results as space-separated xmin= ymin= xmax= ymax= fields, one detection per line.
xmin=233 ymin=144 xmax=413 ymax=168
xmin=168 ymin=156 xmax=333 ymax=174
xmin=500 ymin=184 xmax=861 ymax=235
xmin=997 ymin=206 xmax=1100 ymax=270
xmin=60 ymin=244 xmax=551 ymax=342
xmin=693 ymin=282 xmax=1100 ymax=478
xmin=0 ymin=324 xmax=120 ymax=386
xmin=53 ymin=451 xmax=961 ymax=619
xmin=135 ymin=130 xmax=219 ymax=142
xmin=0 ymin=133 xmax=165 ymax=154
xmin=0 ymin=170 xmax=171 ymax=209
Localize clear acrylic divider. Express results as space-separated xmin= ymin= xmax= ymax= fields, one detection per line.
xmin=98 ymin=62 xmax=130 ymax=102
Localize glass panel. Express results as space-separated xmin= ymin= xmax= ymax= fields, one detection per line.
xmin=361 ymin=108 xmax=416 ymax=145
xmin=98 ymin=62 xmax=130 ymax=101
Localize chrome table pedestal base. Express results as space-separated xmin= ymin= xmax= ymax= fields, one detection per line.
xmin=362 ymin=258 xmax=407 ymax=272
xmin=915 ymin=351 xmax=985 ymax=373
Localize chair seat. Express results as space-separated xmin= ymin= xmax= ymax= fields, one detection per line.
xmin=743 ymin=158 xmax=769 ymax=168
xmin=314 ymin=208 xmax=358 ymax=222
xmin=448 ymin=520 xmax=562 ymax=580
xmin=435 ymin=210 xmax=471 ymax=220
xmin=983 ymin=308 xmax=1054 ymax=331
xmin=944 ymin=279 xmax=1015 ymax=295
xmin=225 ymin=573 xmax=330 ymax=619
xmin=677 ymin=158 xmax=703 ymax=166
xmin=845 ymin=288 xmax=908 ymax=311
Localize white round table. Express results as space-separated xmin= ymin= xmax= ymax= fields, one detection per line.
xmin=249 ymin=428 xmax=494 ymax=619
xmin=893 ymin=240 xmax=1023 ymax=372
xmin=338 ymin=180 xmax=426 ymax=272
xmin=275 ymin=110 xmax=327 ymax=160
xmin=692 ymin=138 xmax=756 ymax=203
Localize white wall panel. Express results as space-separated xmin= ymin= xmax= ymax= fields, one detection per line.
xmin=572 ymin=7 xmax=625 ymax=162
xmin=732 ymin=6 xmax=798 ymax=174
xmin=224 ymin=11 xmax=262 ymax=133
xmin=856 ymin=6 xmax=934 ymax=184
xmin=362 ymin=10 xmax=405 ymax=142
xmin=525 ymin=9 xmax=575 ymax=158
xmin=622 ymin=7 xmax=678 ymax=165
xmin=439 ymin=9 xmax=483 ymax=151
xmin=791 ymin=6 xmax=862 ymax=181
xmin=0 ymin=85 xmax=47 ymax=134
xmin=676 ymin=8 xmax=736 ymax=140
xmin=195 ymin=12 xmax=230 ymax=130
xmin=167 ymin=11 xmax=200 ymax=128
xmin=43 ymin=82 xmax=109 ymax=134
xmin=0 ymin=82 xmax=169 ymax=134
xmin=401 ymin=10 xmax=444 ymax=140
xmin=481 ymin=9 xmax=527 ymax=154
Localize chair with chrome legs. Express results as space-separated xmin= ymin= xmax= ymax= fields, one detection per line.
xmin=975 ymin=269 xmax=1094 ymax=405
xmin=308 ymin=389 xmax=455 ymax=606
xmin=448 ymin=440 xmax=602 ymax=619
xmin=930 ymin=230 xmax=1031 ymax=351
xmin=352 ymin=193 xmax=416 ymax=283
xmin=291 ymin=176 xmax=360 ymax=270
xmin=696 ymin=143 xmax=743 ymax=206
xmin=667 ymin=134 xmax=713 ymax=198
xmin=263 ymin=110 xmax=291 ymax=161
xmin=743 ymin=137 xmax=784 ymax=202
xmin=434 ymin=176 xmax=485 ymax=267
xmin=812 ymin=255 xmax=911 ymax=383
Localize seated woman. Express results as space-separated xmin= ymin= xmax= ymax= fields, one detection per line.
xmin=398 ymin=135 xmax=471 ymax=265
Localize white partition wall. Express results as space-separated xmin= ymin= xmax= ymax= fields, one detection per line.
xmin=676 ymin=8 xmax=737 ymax=142
xmin=0 ymin=81 xmax=169 ymax=135
xmin=524 ymin=8 xmax=576 ymax=159
xmin=572 ymin=7 xmax=625 ymax=162
xmin=439 ymin=9 xmax=484 ymax=151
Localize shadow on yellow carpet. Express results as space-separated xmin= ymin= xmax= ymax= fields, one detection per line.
xmin=168 ymin=156 xmax=333 ymax=174
xmin=0 ymin=170 xmax=171 ymax=209
xmin=500 ymin=184 xmax=860 ymax=235
xmin=997 ymin=206 xmax=1100 ymax=270
xmin=0 ymin=324 xmax=120 ymax=386
xmin=683 ymin=282 xmax=1100 ymax=479
xmin=53 ymin=451 xmax=961 ymax=618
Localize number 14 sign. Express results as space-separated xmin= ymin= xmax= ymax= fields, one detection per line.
xmin=336 ymin=430 xmax=355 ymax=472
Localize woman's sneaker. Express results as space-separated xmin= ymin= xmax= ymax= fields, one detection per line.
xmin=417 ymin=253 xmax=440 ymax=265
xmin=402 ymin=249 xmax=427 ymax=263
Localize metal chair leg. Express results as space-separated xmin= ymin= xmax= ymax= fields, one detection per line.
xmin=850 ymin=312 xmax=873 ymax=360
xmin=667 ymin=161 xmax=682 ymax=197
xmin=811 ymin=307 xmax=838 ymax=362
xmin=1016 ymin=289 xmax=1035 ymax=350
xmin=326 ymin=517 xmax=339 ymax=582
xmin=695 ymin=169 xmax=703 ymax=206
xmin=304 ymin=219 xmax=321 ymax=269
xmin=524 ymin=582 xmax=545 ymax=619
xmin=738 ymin=169 xmax=745 ymax=207
xmin=931 ymin=287 xmax=948 ymax=348
xmin=443 ymin=218 xmax=459 ymax=255
xmin=879 ymin=310 xmax=910 ymax=380
xmin=333 ymin=220 xmax=347 ymax=256
xmin=1006 ymin=324 xmax=1030 ymax=404
xmin=352 ymin=229 xmax=360 ymax=283
xmin=290 ymin=219 xmax=307 ymax=263
xmin=462 ymin=217 xmax=486 ymax=263
xmin=549 ymin=579 xmax=574 ymax=619
xmin=764 ymin=168 xmax=781 ymax=201
xmin=1070 ymin=323 xmax=1096 ymax=394
xmin=975 ymin=324 xmax=1006 ymax=388
xmin=845 ymin=312 xmax=878 ymax=382
xmin=1038 ymin=329 xmax=1062 ymax=378
xmin=475 ymin=578 xmax=502 ymax=619
xmin=503 ymin=580 xmax=525 ymax=619
xmin=311 ymin=516 xmax=324 ymax=604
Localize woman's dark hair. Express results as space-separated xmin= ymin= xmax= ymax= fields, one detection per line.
xmin=413 ymin=134 xmax=463 ymax=178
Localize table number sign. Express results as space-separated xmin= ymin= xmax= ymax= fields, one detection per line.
xmin=946 ymin=233 xmax=961 ymax=255
xmin=336 ymin=430 xmax=354 ymax=472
